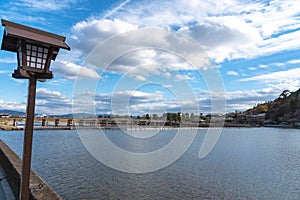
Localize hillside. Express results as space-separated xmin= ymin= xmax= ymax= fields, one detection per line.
xmin=245 ymin=89 xmax=300 ymax=125
xmin=0 ymin=109 xmax=26 ymax=116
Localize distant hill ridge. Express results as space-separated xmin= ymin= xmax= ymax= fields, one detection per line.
xmin=0 ymin=109 xmax=25 ymax=116
xmin=245 ymin=89 xmax=300 ymax=124
xmin=0 ymin=110 xmax=98 ymax=118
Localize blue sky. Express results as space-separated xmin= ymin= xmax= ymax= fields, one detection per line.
xmin=0 ymin=0 xmax=300 ymax=115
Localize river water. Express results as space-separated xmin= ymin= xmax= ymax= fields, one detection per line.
xmin=0 ymin=128 xmax=299 ymax=199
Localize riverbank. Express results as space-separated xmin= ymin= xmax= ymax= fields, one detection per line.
xmin=1 ymin=123 xmax=298 ymax=131
xmin=0 ymin=125 xmax=73 ymax=131
xmin=0 ymin=139 xmax=62 ymax=199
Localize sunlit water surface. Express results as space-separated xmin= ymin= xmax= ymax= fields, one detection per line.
xmin=0 ymin=128 xmax=299 ymax=199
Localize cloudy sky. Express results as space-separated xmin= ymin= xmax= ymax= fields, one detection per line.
xmin=0 ymin=0 xmax=300 ymax=115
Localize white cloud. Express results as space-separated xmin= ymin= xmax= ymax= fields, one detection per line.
xmin=70 ymin=18 xmax=138 ymax=55
xmin=108 ymin=51 xmax=204 ymax=81
xmin=73 ymin=90 xmax=168 ymax=115
xmin=251 ymin=29 xmax=300 ymax=59
xmin=36 ymin=88 xmax=72 ymax=114
xmin=70 ymin=18 xmax=213 ymax=80
xmin=244 ymin=0 xmax=300 ymax=38
xmin=240 ymin=68 xmax=300 ymax=83
xmin=179 ymin=16 xmax=262 ymax=62
xmin=248 ymin=67 xmax=257 ymax=71
xmin=162 ymin=72 xmax=172 ymax=78
xmin=227 ymin=71 xmax=239 ymax=76
xmin=52 ymin=60 xmax=100 ymax=80
xmin=175 ymin=74 xmax=195 ymax=81
xmin=0 ymin=57 xmax=16 ymax=64
xmin=0 ymin=86 xmax=290 ymax=115
xmin=1 ymin=14 xmax=38 ymax=24
xmin=113 ymin=0 xmax=193 ymax=27
xmin=105 ymin=0 xmax=300 ymax=62
xmin=4 ymin=0 xmax=300 ymax=115
xmin=73 ymin=89 xmax=205 ymax=115
xmin=258 ymin=64 xmax=268 ymax=69
xmin=0 ymin=99 xmax=25 ymax=111
xmin=12 ymin=0 xmax=79 ymax=11
xmin=65 ymin=0 xmax=300 ymax=81
xmin=253 ymin=58 xmax=300 ymax=70
xmin=163 ymin=84 xmax=173 ymax=88
xmin=237 ymin=67 xmax=300 ymax=106
xmin=287 ymin=59 xmax=300 ymax=65
xmin=197 ymin=83 xmax=299 ymax=112
xmin=0 ymin=70 xmax=10 ymax=74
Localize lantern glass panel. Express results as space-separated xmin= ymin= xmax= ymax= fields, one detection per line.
xmin=25 ymin=43 xmax=49 ymax=70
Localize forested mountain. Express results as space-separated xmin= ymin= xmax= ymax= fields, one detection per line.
xmin=245 ymin=89 xmax=300 ymax=124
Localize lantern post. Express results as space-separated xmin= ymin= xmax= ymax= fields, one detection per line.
xmin=0 ymin=19 xmax=70 ymax=200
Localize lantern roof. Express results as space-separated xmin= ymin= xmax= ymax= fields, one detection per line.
xmin=1 ymin=19 xmax=70 ymax=59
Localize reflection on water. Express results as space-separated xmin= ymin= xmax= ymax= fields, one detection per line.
xmin=0 ymin=128 xmax=299 ymax=199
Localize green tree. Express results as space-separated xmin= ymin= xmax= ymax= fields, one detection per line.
xmin=200 ymin=113 xmax=206 ymax=120
xmin=190 ymin=113 xmax=194 ymax=120
xmin=289 ymin=98 xmax=297 ymax=112
xmin=177 ymin=112 xmax=181 ymax=123
xmin=184 ymin=113 xmax=189 ymax=121
xmin=145 ymin=113 xmax=150 ymax=119
xmin=167 ymin=113 xmax=171 ymax=121
xmin=256 ymin=105 xmax=268 ymax=113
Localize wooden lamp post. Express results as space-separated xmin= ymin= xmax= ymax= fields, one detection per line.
xmin=1 ymin=19 xmax=70 ymax=200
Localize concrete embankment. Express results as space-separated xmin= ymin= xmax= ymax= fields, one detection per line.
xmin=0 ymin=125 xmax=73 ymax=131
xmin=0 ymin=140 xmax=62 ymax=200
